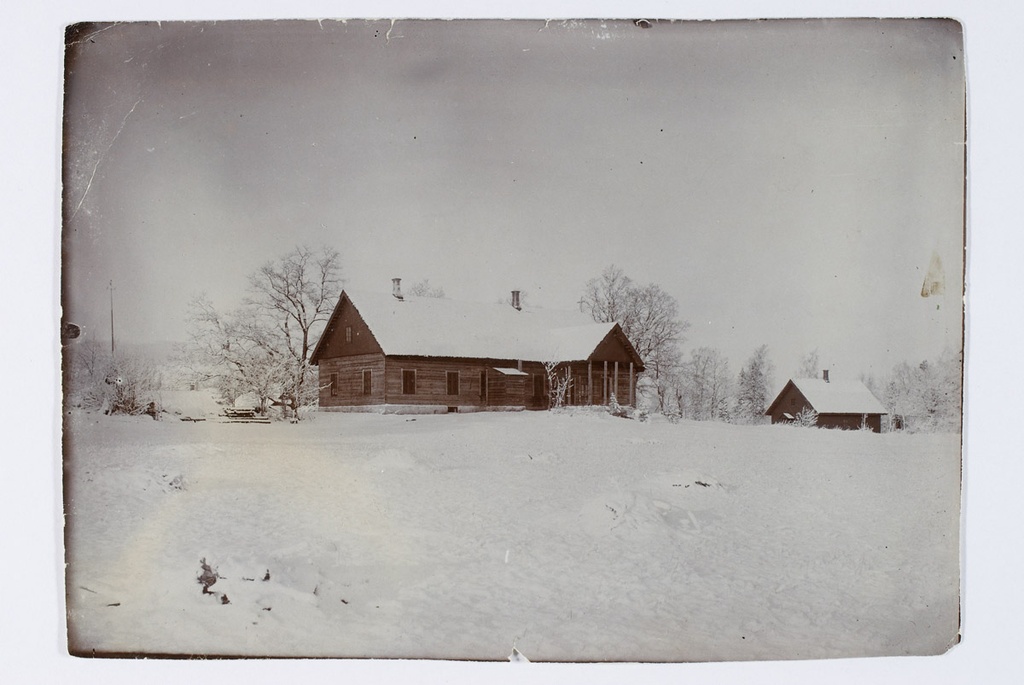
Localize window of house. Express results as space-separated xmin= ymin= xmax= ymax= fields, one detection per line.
xmin=362 ymin=369 xmax=372 ymax=395
xmin=329 ymin=372 xmax=338 ymax=397
xmin=534 ymin=374 xmax=544 ymax=399
xmin=480 ymin=370 xmax=487 ymax=399
xmin=447 ymin=371 xmax=459 ymax=396
xmin=345 ymin=326 xmax=352 ymax=343
xmin=402 ymin=369 xmax=416 ymax=395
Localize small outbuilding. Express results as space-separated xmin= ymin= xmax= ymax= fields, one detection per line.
xmin=765 ymin=371 xmax=887 ymax=432
xmin=309 ymin=279 xmax=645 ymax=414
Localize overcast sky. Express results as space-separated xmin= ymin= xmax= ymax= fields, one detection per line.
xmin=62 ymin=18 xmax=965 ymax=380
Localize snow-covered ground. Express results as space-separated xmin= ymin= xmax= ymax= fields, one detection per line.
xmin=63 ymin=394 xmax=961 ymax=662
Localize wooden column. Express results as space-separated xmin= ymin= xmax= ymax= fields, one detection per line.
xmin=629 ymin=362 xmax=634 ymax=407
xmin=603 ymin=361 xmax=608 ymax=405
xmin=614 ymin=361 xmax=619 ymax=401
xmin=588 ymin=361 xmax=593 ymax=406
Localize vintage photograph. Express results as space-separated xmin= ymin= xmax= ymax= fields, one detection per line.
xmin=61 ymin=18 xmax=965 ymax=661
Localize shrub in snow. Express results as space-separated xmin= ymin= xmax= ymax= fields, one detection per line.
xmin=794 ymin=407 xmax=819 ymax=428
xmin=608 ymin=394 xmax=631 ymax=419
xmin=74 ymin=354 xmax=163 ymax=417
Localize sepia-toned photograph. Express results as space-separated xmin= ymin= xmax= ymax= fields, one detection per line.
xmin=61 ymin=18 xmax=964 ymax=662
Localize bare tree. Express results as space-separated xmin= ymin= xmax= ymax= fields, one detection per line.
xmin=627 ymin=283 xmax=690 ymax=368
xmin=681 ymin=347 xmax=732 ymax=421
xmin=184 ymin=294 xmax=288 ymax=412
xmin=581 ymin=266 xmax=689 ymax=412
xmin=580 ymin=265 xmax=636 ymax=328
xmin=797 ymin=349 xmax=821 ymax=379
xmin=245 ymin=246 xmax=342 ymax=416
xmin=543 ymin=361 xmax=572 ymax=409
xmin=184 ymin=246 xmax=342 ymax=419
xmin=409 ymin=278 xmax=446 ymax=298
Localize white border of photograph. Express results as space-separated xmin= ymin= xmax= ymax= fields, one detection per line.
xmin=3 ymin=0 xmax=1019 ymax=683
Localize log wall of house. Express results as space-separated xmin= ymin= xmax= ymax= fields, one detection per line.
xmin=315 ymin=296 xmax=383 ymax=359
xmin=819 ymin=413 xmax=883 ymax=433
xmin=591 ymin=331 xmax=637 ymax=364
xmin=544 ymin=361 xmax=637 ymax=407
xmin=767 ymin=384 xmax=810 ymax=424
xmin=317 ymin=353 xmax=386 ymax=407
xmin=384 ymin=357 xmax=524 ymax=407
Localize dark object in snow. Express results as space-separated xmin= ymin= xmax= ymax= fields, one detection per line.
xmin=695 ymin=480 xmax=711 ymax=488
xmin=340 ymin=598 xmax=349 ymax=604
xmin=144 ymin=401 xmax=159 ymax=420
xmin=263 ymin=570 xmax=271 ymax=581
xmin=263 ymin=606 xmax=272 ymax=611
xmin=222 ymin=407 xmax=271 ymax=424
xmin=106 ymin=602 xmax=120 ymax=607
xmin=220 ymin=593 xmax=230 ymax=605
xmin=198 ymin=558 xmax=220 ymax=593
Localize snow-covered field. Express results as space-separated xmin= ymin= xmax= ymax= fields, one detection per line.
xmin=63 ymin=392 xmax=961 ymax=662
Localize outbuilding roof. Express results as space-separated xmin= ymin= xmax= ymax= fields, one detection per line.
xmin=767 ymin=377 xmax=887 ymax=416
xmin=311 ymin=290 xmax=644 ymax=368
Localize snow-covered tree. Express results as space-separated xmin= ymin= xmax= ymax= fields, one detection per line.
xmin=795 ymin=407 xmax=819 ymax=428
xmin=409 ymin=278 xmax=446 ymax=298
xmin=184 ymin=295 xmax=289 ymax=412
xmin=735 ymin=344 xmax=775 ymax=424
xmin=580 ymin=265 xmax=636 ymax=328
xmin=65 ymin=341 xmax=163 ymax=416
xmin=184 ymin=245 xmax=342 ymax=418
xmin=543 ymin=361 xmax=572 ymax=409
xmin=680 ymin=346 xmax=732 ymax=421
xmin=797 ymin=349 xmax=821 ymax=378
xmin=580 ymin=265 xmax=689 ymax=412
xmin=881 ymin=349 xmax=962 ymax=432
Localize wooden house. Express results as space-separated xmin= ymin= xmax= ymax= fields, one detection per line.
xmin=765 ymin=371 xmax=887 ymax=432
xmin=309 ymin=279 xmax=645 ymax=413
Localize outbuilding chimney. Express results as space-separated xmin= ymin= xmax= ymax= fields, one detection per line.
xmin=511 ymin=290 xmax=521 ymax=311
xmin=392 ymin=277 xmax=404 ymax=301
xmin=822 ymin=369 xmax=830 ymax=383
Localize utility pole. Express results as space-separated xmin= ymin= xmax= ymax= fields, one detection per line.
xmin=109 ymin=280 xmax=115 ymax=358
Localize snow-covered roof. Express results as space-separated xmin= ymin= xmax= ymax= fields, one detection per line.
xmin=332 ymin=290 xmax=634 ymax=364
xmin=788 ymin=378 xmax=887 ymax=415
xmin=493 ymin=367 xmax=529 ymax=376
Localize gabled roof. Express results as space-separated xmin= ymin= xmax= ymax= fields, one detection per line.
xmin=311 ymin=290 xmax=644 ymax=368
xmin=766 ymin=378 xmax=887 ymax=416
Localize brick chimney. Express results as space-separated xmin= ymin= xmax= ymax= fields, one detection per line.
xmin=392 ymin=277 xmax=403 ymax=301
xmin=822 ymin=369 xmax=830 ymax=383
xmin=511 ymin=290 xmax=521 ymax=311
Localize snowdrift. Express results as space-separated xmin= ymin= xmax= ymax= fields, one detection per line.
xmin=63 ymin=410 xmax=961 ymax=662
